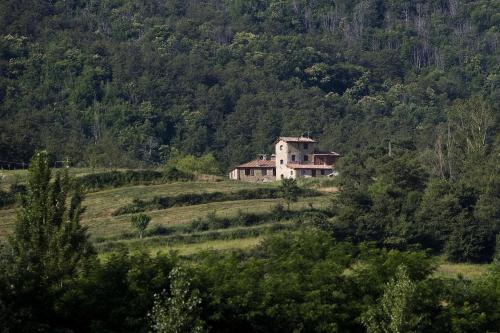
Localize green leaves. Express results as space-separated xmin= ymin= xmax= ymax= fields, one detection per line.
xmin=131 ymin=213 xmax=151 ymax=239
xmin=3 ymin=151 xmax=95 ymax=330
xmin=362 ymin=265 xmax=421 ymax=333
xmin=280 ymin=178 xmax=300 ymax=210
xmin=149 ymin=267 xmax=206 ymax=333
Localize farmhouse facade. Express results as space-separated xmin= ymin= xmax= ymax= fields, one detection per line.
xmin=229 ymin=136 xmax=339 ymax=181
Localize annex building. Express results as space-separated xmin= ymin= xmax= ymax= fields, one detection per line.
xmin=229 ymin=136 xmax=339 ymax=182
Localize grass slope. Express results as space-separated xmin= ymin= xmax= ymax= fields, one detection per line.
xmin=0 ymin=169 xmax=490 ymax=280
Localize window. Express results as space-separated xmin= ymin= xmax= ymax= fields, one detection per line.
xmin=280 ymin=145 xmax=283 ymax=151
xmin=304 ymin=155 xmax=308 ymax=162
xmin=320 ymin=170 xmax=325 ymax=175
xmin=280 ymin=159 xmax=283 ymax=165
xmin=273 ymin=168 xmax=276 ymax=176
xmin=291 ymin=155 xmax=296 ymax=161
xmin=245 ymin=169 xmax=250 ymax=176
xmin=290 ymin=170 xmax=293 ymax=175
xmin=262 ymin=169 xmax=267 ymax=176
xmin=250 ymin=169 xmax=254 ymax=176
xmin=304 ymin=143 xmax=308 ymax=149
xmin=312 ymin=170 xmax=316 ymax=177
xmin=301 ymin=170 xmax=306 ymax=176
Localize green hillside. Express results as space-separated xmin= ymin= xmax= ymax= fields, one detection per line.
xmin=1 ymin=161 xmax=498 ymax=332
xmin=1 ymin=1 xmax=499 ymax=331
xmin=0 ymin=168 xmax=332 ymax=248
xmin=0 ymin=0 xmax=498 ymax=168
xmin=0 ymin=167 xmax=489 ymax=281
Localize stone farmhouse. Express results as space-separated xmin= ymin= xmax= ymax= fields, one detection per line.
xmin=229 ymin=136 xmax=339 ymax=182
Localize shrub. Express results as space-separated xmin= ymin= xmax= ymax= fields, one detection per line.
xmin=271 ymin=203 xmax=286 ymax=220
xmin=166 ymin=152 xmax=221 ymax=176
xmin=299 ymin=211 xmax=331 ymax=231
xmin=0 ymin=183 xmax=27 ymax=208
xmin=113 ymin=188 xmax=322 ymax=216
xmin=131 ymin=213 xmax=152 ymax=239
xmin=163 ymin=167 xmax=194 ymax=182
xmin=75 ymin=170 xmax=164 ymax=190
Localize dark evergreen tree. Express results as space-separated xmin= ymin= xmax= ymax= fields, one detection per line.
xmin=1 ymin=151 xmax=95 ymax=331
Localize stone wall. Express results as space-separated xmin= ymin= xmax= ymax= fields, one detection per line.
xmin=237 ymin=168 xmax=276 ymax=182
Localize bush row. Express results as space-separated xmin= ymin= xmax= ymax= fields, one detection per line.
xmin=113 ymin=187 xmax=322 ymax=215
xmin=95 ymin=206 xmax=333 ymax=248
xmin=75 ymin=167 xmax=193 ymax=191
xmin=0 ymin=184 xmax=26 ymax=209
xmin=95 ymin=222 xmax=296 ymax=253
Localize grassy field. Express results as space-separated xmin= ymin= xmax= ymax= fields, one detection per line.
xmin=85 ymin=196 xmax=329 ymax=240
xmin=434 ymin=260 xmax=491 ymax=280
xmin=0 ymin=167 xmax=119 ymax=190
xmin=0 ymin=175 xmax=329 ymax=241
xmin=113 ymin=236 xmax=264 ymax=257
xmin=0 ymin=169 xmax=490 ymax=280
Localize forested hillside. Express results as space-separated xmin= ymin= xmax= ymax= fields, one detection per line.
xmin=1 ymin=0 xmax=498 ymax=168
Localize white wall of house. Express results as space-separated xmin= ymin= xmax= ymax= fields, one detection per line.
xmin=275 ymin=140 xmax=316 ymax=179
xmin=275 ymin=140 xmax=290 ymax=179
xmin=228 ymin=169 xmax=239 ymax=180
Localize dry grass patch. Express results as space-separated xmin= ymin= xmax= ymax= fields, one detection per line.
xmin=98 ymin=236 xmax=263 ymax=260
xmin=435 ymin=261 xmax=490 ymax=280
xmin=83 ymin=196 xmax=330 ymax=240
xmin=0 ymin=180 xmax=280 ymax=240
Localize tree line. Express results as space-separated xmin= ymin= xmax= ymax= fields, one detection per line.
xmin=0 ymin=0 xmax=498 ymax=169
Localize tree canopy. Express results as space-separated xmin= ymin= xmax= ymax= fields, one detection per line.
xmin=0 ymin=0 xmax=498 ymax=170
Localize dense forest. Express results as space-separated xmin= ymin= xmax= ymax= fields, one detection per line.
xmin=0 ymin=0 xmax=498 ymax=169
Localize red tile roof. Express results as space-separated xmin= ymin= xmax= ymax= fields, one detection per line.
xmin=236 ymin=159 xmax=276 ymax=168
xmin=286 ymin=163 xmax=334 ymax=169
xmin=276 ymin=136 xmax=317 ymax=143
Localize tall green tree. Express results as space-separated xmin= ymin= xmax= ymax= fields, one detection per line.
xmin=2 ymin=151 xmax=95 ymax=330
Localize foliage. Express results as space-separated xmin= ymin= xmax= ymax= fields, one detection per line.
xmin=166 ymin=151 xmax=221 ymax=176
xmin=0 ymin=151 xmax=95 ymax=331
xmin=75 ymin=169 xmax=165 ymax=190
xmin=54 ymin=249 xmax=178 ymax=332
xmin=113 ymin=187 xmax=320 ymax=215
xmin=280 ymin=178 xmax=300 ymax=210
xmin=0 ymin=182 xmax=26 ymax=208
xmin=2 ymin=225 xmax=500 ymax=332
xmin=495 ymin=234 xmax=500 ymax=264
xmin=149 ymin=267 xmax=206 ymax=333
xmin=0 ymin=0 xmax=498 ymax=171
xmin=362 ymin=265 xmax=421 ymax=333
xmin=333 ymin=151 xmax=500 ymax=263
xmin=163 ymin=166 xmax=195 ymax=182
xmin=131 ymin=213 xmax=151 ymax=239
xmin=195 ymin=230 xmax=436 ymax=332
